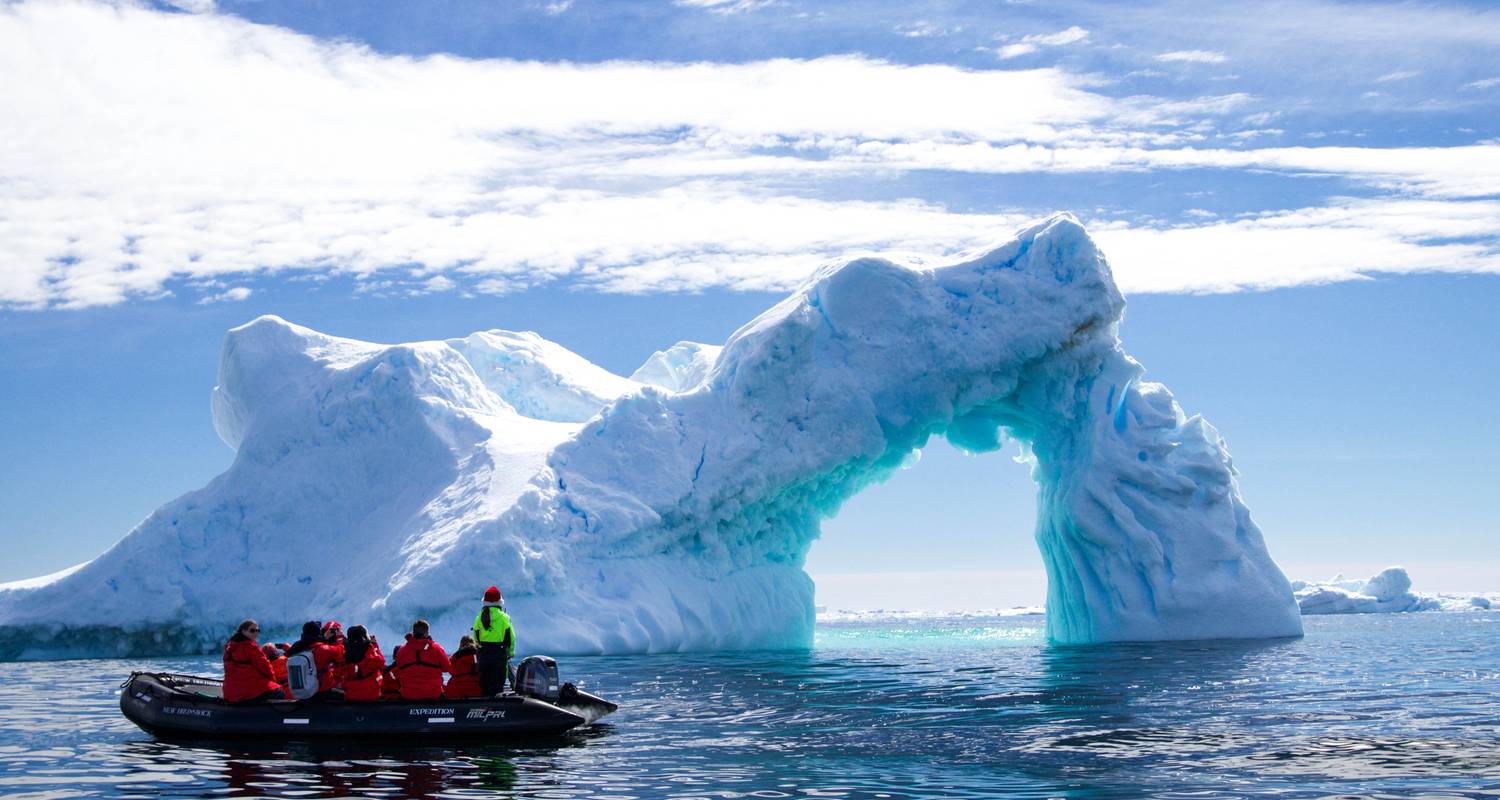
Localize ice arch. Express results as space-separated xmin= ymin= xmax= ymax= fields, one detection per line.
xmin=0 ymin=214 xmax=1301 ymax=659
xmin=382 ymin=213 xmax=1302 ymax=648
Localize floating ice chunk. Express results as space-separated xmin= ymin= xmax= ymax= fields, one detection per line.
xmin=1293 ymin=566 xmax=1495 ymax=614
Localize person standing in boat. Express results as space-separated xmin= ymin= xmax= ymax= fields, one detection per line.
xmin=472 ymin=585 xmax=515 ymax=696
xmin=223 ymin=620 xmax=286 ymax=703
xmin=394 ymin=619 xmax=452 ymax=700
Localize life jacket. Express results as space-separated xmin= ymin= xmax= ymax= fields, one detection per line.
xmin=222 ymin=635 xmax=281 ymax=703
xmin=472 ymin=604 xmax=515 ymax=657
xmin=268 ymin=655 xmax=288 ymax=691
xmin=338 ymin=642 xmax=385 ymax=702
xmin=445 ymin=646 xmax=482 ymax=699
xmin=380 ymin=665 xmax=402 ymax=700
xmin=394 ymin=634 xmax=451 ymax=700
xmin=318 ymin=642 xmax=344 ymax=692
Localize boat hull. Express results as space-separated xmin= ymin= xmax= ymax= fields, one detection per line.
xmin=120 ymin=672 xmax=613 ymax=739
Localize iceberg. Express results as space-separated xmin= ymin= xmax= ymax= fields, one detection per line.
xmin=629 ymin=341 xmax=722 ymax=392
xmin=0 ymin=214 xmax=1303 ymax=660
xmin=1293 ymin=567 xmax=1497 ymax=614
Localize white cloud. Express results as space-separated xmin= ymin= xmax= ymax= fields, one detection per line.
xmin=0 ymin=1 xmax=1495 ymax=309
xmin=1027 ymin=26 xmax=1089 ymax=47
xmin=896 ymin=20 xmax=960 ymax=38
xmin=674 ymin=0 xmax=777 ymax=13
xmin=1375 ymin=69 xmax=1421 ymax=83
xmin=416 ymin=275 xmax=457 ymax=294
xmin=997 ymin=42 xmax=1039 ymax=59
xmin=1156 ymin=50 xmax=1229 ymax=64
xmin=996 ymin=25 xmax=1088 ymax=59
xmin=197 ymin=286 xmax=252 ymax=304
xmin=159 ymin=0 xmax=214 ymax=12
xmin=1464 ymin=77 xmax=1500 ymax=90
xmin=1095 ymin=199 xmax=1500 ymax=294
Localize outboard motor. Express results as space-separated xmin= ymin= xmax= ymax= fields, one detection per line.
xmin=515 ymin=655 xmax=561 ymax=701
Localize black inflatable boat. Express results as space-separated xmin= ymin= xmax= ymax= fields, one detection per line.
xmin=120 ymin=669 xmax=617 ymax=739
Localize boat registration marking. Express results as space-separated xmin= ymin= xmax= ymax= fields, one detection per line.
xmin=428 ymin=717 xmax=455 ymax=724
xmin=282 ymin=718 xmax=310 ymax=725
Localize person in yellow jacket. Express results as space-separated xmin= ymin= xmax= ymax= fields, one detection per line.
xmin=473 ymin=585 xmax=515 ymax=696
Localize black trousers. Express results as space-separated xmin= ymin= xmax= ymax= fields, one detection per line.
xmin=478 ymin=643 xmax=509 ymax=696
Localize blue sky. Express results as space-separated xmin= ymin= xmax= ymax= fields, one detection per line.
xmin=1 ymin=0 xmax=1497 ymax=602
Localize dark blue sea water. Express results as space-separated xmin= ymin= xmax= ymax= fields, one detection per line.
xmin=2 ymin=612 xmax=1498 ymax=799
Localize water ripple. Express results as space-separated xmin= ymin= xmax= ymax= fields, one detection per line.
xmin=1 ymin=614 xmax=1499 ymax=798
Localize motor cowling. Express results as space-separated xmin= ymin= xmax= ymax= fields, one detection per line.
xmin=515 ymin=655 xmax=560 ymax=701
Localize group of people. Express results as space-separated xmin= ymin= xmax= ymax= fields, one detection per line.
xmin=222 ymin=585 xmax=517 ymax=704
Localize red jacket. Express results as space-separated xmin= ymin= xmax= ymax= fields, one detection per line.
xmin=223 ymin=636 xmax=282 ymax=703
xmin=319 ymin=642 xmax=344 ymax=692
xmin=446 ymin=647 xmax=481 ymax=699
xmin=380 ymin=666 xmax=402 ymax=700
xmin=394 ymin=635 xmax=451 ymax=700
xmin=268 ymin=655 xmax=289 ymax=694
xmin=338 ymin=642 xmax=385 ymax=702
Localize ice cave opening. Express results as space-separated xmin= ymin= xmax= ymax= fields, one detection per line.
xmin=810 ymin=437 xmax=1044 ymax=613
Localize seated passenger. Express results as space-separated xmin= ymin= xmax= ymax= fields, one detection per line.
xmin=380 ymin=663 xmax=402 ymax=700
xmin=322 ymin=620 xmax=346 ymax=649
xmin=223 ymin=620 xmax=285 ymax=703
xmin=322 ymin=621 xmax=346 ymax=685
xmin=286 ymin=621 xmax=341 ymax=697
xmin=338 ymin=625 xmax=385 ymax=702
xmin=394 ymin=619 xmax=451 ymax=701
xmin=446 ymin=635 xmax=482 ymax=699
xmin=262 ymin=642 xmax=289 ymax=695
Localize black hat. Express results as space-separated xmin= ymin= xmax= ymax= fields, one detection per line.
xmin=302 ymin=620 xmax=322 ymax=639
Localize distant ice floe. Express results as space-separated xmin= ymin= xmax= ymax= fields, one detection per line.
xmin=816 ymin=607 xmax=1046 ymax=624
xmin=1293 ymin=566 xmax=1497 ymax=614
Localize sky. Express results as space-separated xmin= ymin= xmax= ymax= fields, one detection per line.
xmin=1 ymin=0 xmax=1497 ymax=606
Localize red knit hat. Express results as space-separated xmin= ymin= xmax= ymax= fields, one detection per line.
xmin=483 ymin=586 xmax=502 ymax=603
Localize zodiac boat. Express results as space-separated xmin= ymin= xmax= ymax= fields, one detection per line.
xmin=120 ymin=659 xmax=616 ymax=739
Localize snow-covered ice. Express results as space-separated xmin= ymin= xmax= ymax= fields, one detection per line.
xmin=0 ymin=214 xmax=1304 ymax=659
xmin=629 ymin=342 xmax=721 ymax=393
xmin=1293 ymin=567 xmax=1498 ymax=614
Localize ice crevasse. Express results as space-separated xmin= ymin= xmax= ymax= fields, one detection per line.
xmin=0 ymin=214 xmax=1303 ymax=659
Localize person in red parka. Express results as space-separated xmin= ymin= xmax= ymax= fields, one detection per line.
xmin=223 ymin=620 xmax=285 ymax=703
xmin=321 ymin=620 xmax=347 ymax=688
xmin=380 ymin=664 xmax=402 ymax=701
xmin=262 ymin=643 xmax=290 ymax=696
xmin=337 ymin=625 xmax=385 ymax=702
xmin=394 ymin=619 xmax=451 ymax=700
xmin=445 ymin=635 xmax=482 ymax=699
